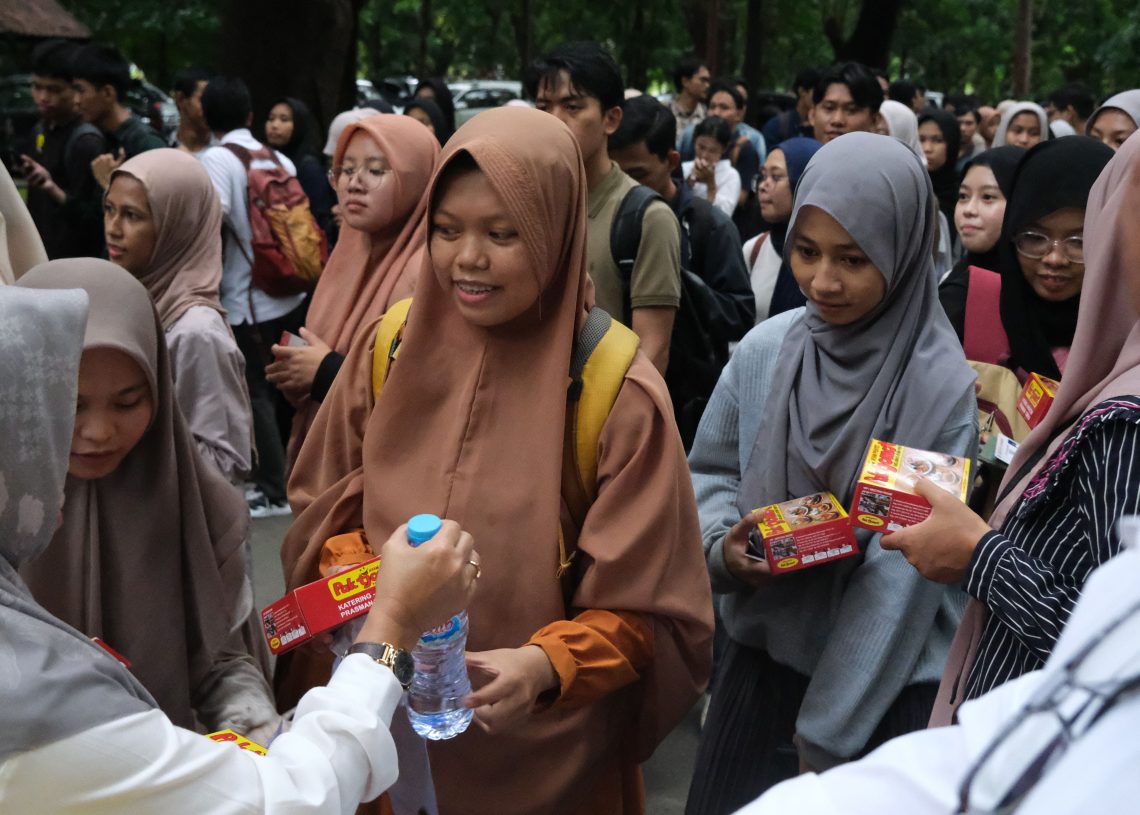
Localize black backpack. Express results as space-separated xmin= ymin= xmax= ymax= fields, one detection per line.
xmin=611 ymin=185 xmax=725 ymax=449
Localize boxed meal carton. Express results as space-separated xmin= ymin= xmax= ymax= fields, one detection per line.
xmin=744 ymin=491 xmax=858 ymax=574
xmin=1016 ymin=372 xmax=1060 ymax=429
xmin=851 ymin=440 xmax=970 ymax=533
xmin=261 ymin=557 xmax=380 ymax=656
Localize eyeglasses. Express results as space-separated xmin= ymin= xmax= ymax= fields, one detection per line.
xmin=1014 ymin=231 xmax=1084 ymax=263
xmin=327 ymin=163 xmax=391 ymax=190
xmin=956 ymin=597 xmax=1140 ymax=814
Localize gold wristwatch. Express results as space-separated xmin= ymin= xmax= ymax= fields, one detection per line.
xmin=346 ymin=641 xmax=414 ymax=690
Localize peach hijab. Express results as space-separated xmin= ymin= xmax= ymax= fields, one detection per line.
xmin=283 ymin=107 xmax=712 ymax=813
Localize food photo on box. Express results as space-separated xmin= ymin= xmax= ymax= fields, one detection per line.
xmin=850 ymin=439 xmax=971 ymax=533
xmin=745 ymin=491 xmax=859 ymax=574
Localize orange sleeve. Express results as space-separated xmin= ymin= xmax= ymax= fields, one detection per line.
xmin=526 ymin=609 xmax=654 ymax=709
xmin=318 ymin=529 xmax=374 ymax=576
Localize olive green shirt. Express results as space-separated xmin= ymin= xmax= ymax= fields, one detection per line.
xmin=586 ymin=162 xmax=681 ymax=323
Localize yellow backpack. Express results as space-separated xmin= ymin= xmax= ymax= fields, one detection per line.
xmin=371 ymin=298 xmax=639 ymax=587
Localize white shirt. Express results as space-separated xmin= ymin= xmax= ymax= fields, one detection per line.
xmin=735 ymin=522 xmax=1140 ymax=815
xmin=0 ymin=654 xmax=401 ymax=814
xmin=199 ymin=129 xmax=306 ymax=326
xmin=742 ymin=232 xmax=782 ymax=323
xmin=683 ymin=158 xmax=742 ymax=218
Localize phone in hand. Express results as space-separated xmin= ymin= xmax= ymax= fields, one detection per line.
xmin=279 ymin=331 xmax=308 ymax=348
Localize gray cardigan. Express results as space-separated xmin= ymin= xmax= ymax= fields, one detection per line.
xmin=689 ymin=308 xmax=978 ymax=769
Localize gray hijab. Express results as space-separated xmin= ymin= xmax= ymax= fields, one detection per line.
xmin=1086 ymin=89 xmax=1140 ymax=133
xmin=738 ymin=132 xmax=976 ymax=514
xmin=0 ymin=286 xmax=154 ymax=763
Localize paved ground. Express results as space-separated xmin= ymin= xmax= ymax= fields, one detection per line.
xmin=250 ymin=515 xmax=700 ymax=814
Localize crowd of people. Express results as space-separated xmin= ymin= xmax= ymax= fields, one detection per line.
xmin=2 ymin=30 xmax=1140 ymax=815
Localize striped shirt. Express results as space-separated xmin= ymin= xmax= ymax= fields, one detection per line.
xmin=964 ymin=396 xmax=1140 ymax=699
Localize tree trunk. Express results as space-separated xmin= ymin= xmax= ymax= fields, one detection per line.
xmin=625 ymin=0 xmax=649 ymax=90
xmin=704 ymin=0 xmax=722 ymax=76
xmin=417 ymin=0 xmax=432 ymax=76
xmin=680 ymin=0 xmax=709 ymax=60
xmin=220 ymin=0 xmax=362 ymax=136
xmin=509 ymin=0 xmax=533 ymax=77
xmin=741 ymin=0 xmax=763 ymax=115
xmin=1013 ymin=0 xmax=1033 ymax=96
xmin=824 ymin=0 xmax=904 ymax=69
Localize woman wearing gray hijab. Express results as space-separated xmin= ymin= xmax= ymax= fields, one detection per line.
xmin=1086 ymin=89 xmax=1140 ymax=150
xmin=0 ymin=285 xmax=479 ymax=812
xmin=685 ymin=132 xmax=978 ymax=815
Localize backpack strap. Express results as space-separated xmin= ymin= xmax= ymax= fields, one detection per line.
xmin=963 ymin=265 xmax=1010 ymax=365
xmin=609 ymin=185 xmax=664 ymax=324
xmin=222 ymin=142 xmax=282 ymax=170
xmin=748 ymin=231 xmax=769 ymax=268
xmin=370 ymin=298 xmax=415 ymax=399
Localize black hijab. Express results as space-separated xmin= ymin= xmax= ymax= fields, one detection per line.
xmin=267 ymin=96 xmax=320 ymax=164
xmin=919 ymin=109 xmax=962 ymax=223
xmin=414 ymin=77 xmax=456 ymax=133
xmin=997 ymin=136 xmax=1113 ymax=379
xmin=958 ymin=145 xmax=1025 ymax=273
xmin=404 ymin=98 xmax=453 ymax=145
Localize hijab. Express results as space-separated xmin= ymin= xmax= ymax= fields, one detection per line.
xmin=404 ymin=97 xmax=453 ymax=144
xmin=738 ymin=131 xmax=976 ymax=514
xmin=267 ymin=96 xmax=321 ymax=164
xmin=0 ymin=159 xmax=46 ymax=285
xmin=16 ymin=260 xmax=253 ymax=731
xmin=323 ymin=108 xmax=382 ymax=157
xmin=284 ymin=107 xmax=710 ymax=812
xmin=1086 ymin=89 xmax=1140 ymax=134
xmin=919 ymin=109 xmax=963 ymax=222
xmin=288 ymin=114 xmax=440 ymax=463
xmin=993 ymin=101 xmax=1050 ymax=146
xmin=956 ymin=145 xmax=1026 ymax=274
xmin=880 ymin=99 xmax=923 ymax=158
xmin=110 ymin=148 xmax=226 ymax=330
xmin=0 ymin=285 xmax=155 ymax=762
xmin=995 ymin=137 xmax=1113 ymax=380
xmin=766 ymin=136 xmax=823 ymax=317
xmin=414 ymin=77 xmax=456 ymax=132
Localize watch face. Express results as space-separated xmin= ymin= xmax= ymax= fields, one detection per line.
xmin=393 ymin=648 xmax=415 ymax=687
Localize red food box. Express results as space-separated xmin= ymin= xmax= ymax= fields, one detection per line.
xmin=851 ymin=440 xmax=970 ymax=533
xmin=207 ymin=729 xmax=268 ymax=756
xmin=1016 ymin=372 xmax=1060 ymax=429
xmin=260 ymin=557 xmax=380 ymax=656
xmin=745 ymin=491 xmax=858 ymax=573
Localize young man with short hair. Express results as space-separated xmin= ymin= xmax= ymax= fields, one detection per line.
xmin=20 ymin=38 xmax=105 ymax=259
xmin=527 ymin=41 xmax=681 ymax=376
xmin=610 ymin=95 xmax=754 ymax=442
xmin=670 ymin=55 xmax=711 ymax=142
xmin=199 ymin=76 xmax=306 ymax=518
xmin=889 ymin=78 xmax=926 ymax=113
xmin=811 ymin=62 xmax=883 ymax=144
xmin=1046 ymin=83 xmax=1095 ymax=136
xmin=171 ymin=67 xmax=215 ymax=154
xmin=70 ymin=44 xmax=166 ymax=189
xmin=762 ymin=67 xmax=819 ymax=146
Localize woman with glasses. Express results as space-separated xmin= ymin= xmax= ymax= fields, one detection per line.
xmin=958 ymin=137 xmax=1113 ymax=382
xmin=265 ymin=115 xmax=440 ymax=466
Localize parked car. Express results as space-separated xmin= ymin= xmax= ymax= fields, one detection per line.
xmin=451 ymin=80 xmax=523 ymax=126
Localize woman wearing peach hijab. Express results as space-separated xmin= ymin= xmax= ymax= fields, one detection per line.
xmin=105 ymin=148 xmax=253 ymax=483
xmin=279 ymin=107 xmax=713 ymax=815
xmin=0 ymin=159 xmax=47 ymax=284
xmin=266 ymin=114 xmax=440 ymax=464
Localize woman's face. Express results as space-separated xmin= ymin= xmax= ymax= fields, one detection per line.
xmin=790 ymin=205 xmax=887 ymax=326
xmin=1088 ymin=109 xmax=1138 ymax=151
xmin=1015 ymin=206 xmax=1085 ymax=302
xmin=70 ymin=348 xmax=154 ymax=480
xmin=407 ymin=107 xmax=435 ymax=135
xmin=757 ymin=149 xmax=793 ymax=223
xmin=958 ymin=111 xmax=978 ymax=148
xmin=955 ymin=165 xmax=1006 ymax=255
xmin=431 ymin=166 xmax=538 ymax=328
xmin=335 ymin=131 xmax=396 ymax=233
xmin=415 ymin=85 xmax=436 ymax=101
xmin=265 ymin=103 xmax=295 ymax=148
xmin=104 ymin=174 xmax=157 ymax=277
xmin=1005 ymin=112 xmax=1043 ymax=148
xmin=919 ymin=120 xmax=948 ymax=171
xmin=694 ymin=134 xmax=725 ymax=166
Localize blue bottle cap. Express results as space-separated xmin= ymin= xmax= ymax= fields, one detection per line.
xmin=407 ymin=513 xmax=443 ymax=545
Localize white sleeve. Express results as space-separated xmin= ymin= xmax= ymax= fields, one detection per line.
xmin=0 ymin=655 xmax=402 ymax=815
xmin=200 ymin=148 xmax=237 ymax=218
xmin=713 ymin=163 xmax=741 ymax=217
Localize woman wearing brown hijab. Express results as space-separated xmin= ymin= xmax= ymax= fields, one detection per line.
xmin=105 ymin=148 xmax=253 ymax=483
xmin=15 ymin=259 xmax=279 ymax=743
xmin=280 ymin=107 xmax=713 ymax=815
xmin=265 ymin=114 xmax=440 ymax=464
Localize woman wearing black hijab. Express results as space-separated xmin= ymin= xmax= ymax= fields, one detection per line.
xmin=952 ymin=137 xmax=1112 ymax=379
xmin=918 ymin=109 xmax=963 ymax=223
xmin=403 ymin=98 xmax=453 ymax=145
xmin=413 ymin=77 xmax=456 ymax=133
xmin=264 ymin=97 xmax=336 ymax=241
xmin=938 ymin=145 xmax=1025 ymax=339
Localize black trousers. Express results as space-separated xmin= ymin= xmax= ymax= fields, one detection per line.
xmin=685 ymin=639 xmax=939 ymax=815
xmin=232 ymin=299 xmax=307 ymax=504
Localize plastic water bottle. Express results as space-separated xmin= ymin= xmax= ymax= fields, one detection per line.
xmin=405 ymin=513 xmax=473 ymax=740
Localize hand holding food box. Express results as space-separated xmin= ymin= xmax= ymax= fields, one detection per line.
xmin=1016 ymin=372 xmax=1060 ymax=429
xmin=745 ymin=492 xmax=858 ymax=574
xmin=851 ymin=440 xmax=970 ymax=533
xmin=261 ymin=557 xmax=380 ymax=656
